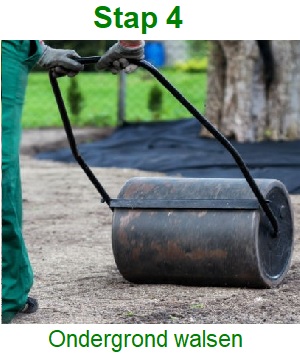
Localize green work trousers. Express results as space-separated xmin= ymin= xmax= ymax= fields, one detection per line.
xmin=2 ymin=40 xmax=42 ymax=323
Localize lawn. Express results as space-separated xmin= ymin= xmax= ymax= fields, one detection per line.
xmin=22 ymin=68 xmax=207 ymax=128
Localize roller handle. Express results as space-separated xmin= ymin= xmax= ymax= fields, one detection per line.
xmin=76 ymin=56 xmax=101 ymax=64
xmin=48 ymin=69 xmax=112 ymax=209
xmin=49 ymin=56 xmax=279 ymax=236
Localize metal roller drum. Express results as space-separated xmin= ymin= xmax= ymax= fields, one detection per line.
xmin=111 ymin=177 xmax=294 ymax=288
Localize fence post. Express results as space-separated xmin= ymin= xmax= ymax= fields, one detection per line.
xmin=117 ymin=71 xmax=126 ymax=126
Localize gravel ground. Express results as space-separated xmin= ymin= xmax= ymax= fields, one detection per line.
xmin=11 ymin=129 xmax=300 ymax=324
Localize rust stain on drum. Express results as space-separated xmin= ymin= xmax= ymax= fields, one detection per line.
xmin=121 ymin=182 xmax=156 ymax=199
xmin=131 ymin=246 xmax=143 ymax=261
xmin=166 ymin=240 xmax=228 ymax=260
xmin=118 ymin=211 xmax=141 ymax=244
xmin=146 ymin=240 xmax=227 ymax=261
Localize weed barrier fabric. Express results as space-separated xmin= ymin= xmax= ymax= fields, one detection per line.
xmin=36 ymin=119 xmax=300 ymax=194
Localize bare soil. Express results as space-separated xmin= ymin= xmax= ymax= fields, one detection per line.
xmin=12 ymin=129 xmax=300 ymax=324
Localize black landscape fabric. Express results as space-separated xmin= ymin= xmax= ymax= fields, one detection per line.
xmin=36 ymin=118 xmax=300 ymax=194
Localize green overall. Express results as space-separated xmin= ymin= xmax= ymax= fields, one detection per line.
xmin=2 ymin=40 xmax=42 ymax=323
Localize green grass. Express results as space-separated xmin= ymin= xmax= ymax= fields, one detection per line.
xmin=22 ymin=69 xmax=207 ymax=128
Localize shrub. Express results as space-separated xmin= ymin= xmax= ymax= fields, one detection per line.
xmin=148 ymin=85 xmax=163 ymax=120
xmin=174 ymin=57 xmax=208 ymax=73
xmin=67 ymin=76 xmax=84 ymax=125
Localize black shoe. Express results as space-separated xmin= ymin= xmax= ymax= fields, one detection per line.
xmin=20 ymin=297 xmax=38 ymax=314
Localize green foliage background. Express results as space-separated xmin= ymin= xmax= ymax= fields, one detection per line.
xmin=23 ymin=41 xmax=208 ymax=128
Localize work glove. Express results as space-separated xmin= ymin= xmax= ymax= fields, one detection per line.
xmin=96 ymin=41 xmax=145 ymax=74
xmin=38 ymin=44 xmax=84 ymax=77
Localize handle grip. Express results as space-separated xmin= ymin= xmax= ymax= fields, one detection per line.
xmin=76 ymin=56 xmax=101 ymax=65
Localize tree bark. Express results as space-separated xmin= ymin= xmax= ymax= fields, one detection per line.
xmin=202 ymin=40 xmax=300 ymax=142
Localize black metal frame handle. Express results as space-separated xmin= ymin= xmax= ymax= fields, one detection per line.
xmin=49 ymin=56 xmax=279 ymax=236
xmin=49 ymin=67 xmax=112 ymax=209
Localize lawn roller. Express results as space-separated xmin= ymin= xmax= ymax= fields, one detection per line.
xmin=49 ymin=57 xmax=294 ymax=288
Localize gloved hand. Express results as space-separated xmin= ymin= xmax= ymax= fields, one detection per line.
xmin=96 ymin=41 xmax=145 ymax=74
xmin=38 ymin=44 xmax=84 ymax=77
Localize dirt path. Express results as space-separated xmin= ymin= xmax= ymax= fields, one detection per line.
xmin=12 ymin=130 xmax=300 ymax=324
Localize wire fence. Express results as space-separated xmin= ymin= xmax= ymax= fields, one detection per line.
xmin=22 ymin=40 xmax=209 ymax=128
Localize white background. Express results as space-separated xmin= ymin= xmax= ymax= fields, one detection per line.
xmin=0 ymin=324 xmax=299 ymax=354
xmin=0 ymin=0 xmax=299 ymax=39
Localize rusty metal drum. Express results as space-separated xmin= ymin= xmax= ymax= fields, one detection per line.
xmin=111 ymin=177 xmax=294 ymax=288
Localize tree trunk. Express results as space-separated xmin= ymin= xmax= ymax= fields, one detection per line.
xmin=202 ymin=40 xmax=300 ymax=142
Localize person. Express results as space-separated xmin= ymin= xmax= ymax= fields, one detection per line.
xmin=1 ymin=40 xmax=145 ymax=324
